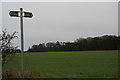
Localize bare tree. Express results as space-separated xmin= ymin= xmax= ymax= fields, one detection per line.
xmin=0 ymin=29 xmax=18 ymax=65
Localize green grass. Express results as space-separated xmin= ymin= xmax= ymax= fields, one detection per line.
xmin=3 ymin=50 xmax=118 ymax=78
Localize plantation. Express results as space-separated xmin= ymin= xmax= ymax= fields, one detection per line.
xmin=3 ymin=50 xmax=118 ymax=78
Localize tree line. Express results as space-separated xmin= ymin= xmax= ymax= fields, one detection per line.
xmin=27 ymin=35 xmax=120 ymax=52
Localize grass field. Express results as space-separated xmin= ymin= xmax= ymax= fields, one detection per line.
xmin=3 ymin=50 xmax=118 ymax=78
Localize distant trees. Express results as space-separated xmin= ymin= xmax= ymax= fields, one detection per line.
xmin=74 ymin=35 xmax=119 ymax=51
xmin=27 ymin=35 xmax=120 ymax=52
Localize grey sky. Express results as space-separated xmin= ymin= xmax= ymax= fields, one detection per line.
xmin=2 ymin=2 xmax=118 ymax=50
xmin=1 ymin=0 xmax=119 ymax=2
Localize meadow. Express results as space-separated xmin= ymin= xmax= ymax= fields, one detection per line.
xmin=3 ymin=50 xmax=118 ymax=78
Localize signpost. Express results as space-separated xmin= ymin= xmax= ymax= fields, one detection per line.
xmin=9 ymin=8 xmax=33 ymax=75
xmin=9 ymin=11 xmax=19 ymax=17
xmin=24 ymin=12 xmax=33 ymax=18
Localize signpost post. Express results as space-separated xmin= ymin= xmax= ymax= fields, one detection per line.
xmin=9 ymin=8 xmax=33 ymax=75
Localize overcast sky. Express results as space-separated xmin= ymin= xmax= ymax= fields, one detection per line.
xmin=2 ymin=2 xmax=118 ymax=50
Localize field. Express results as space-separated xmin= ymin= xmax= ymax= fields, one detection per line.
xmin=3 ymin=50 xmax=118 ymax=78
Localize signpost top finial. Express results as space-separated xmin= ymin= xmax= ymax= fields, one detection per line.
xmin=20 ymin=8 xmax=23 ymax=11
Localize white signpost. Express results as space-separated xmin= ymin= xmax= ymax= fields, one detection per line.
xmin=9 ymin=8 xmax=33 ymax=75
